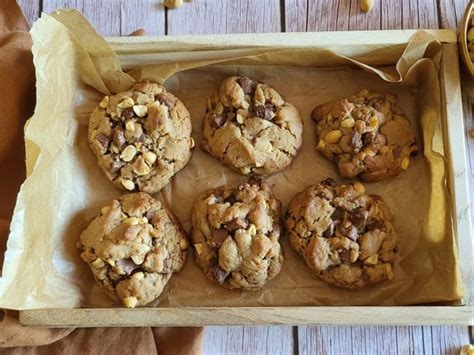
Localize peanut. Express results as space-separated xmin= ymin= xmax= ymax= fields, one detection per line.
xmin=360 ymin=0 xmax=374 ymax=12
xmin=353 ymin=181 xmax=365 ymax=194
xmin=316 ymin=139 xmax=326 ymax=150
xmin=120 ymin=145 xmax=137 ymax=162
xmin=123 ymin=217 xmax=139 ymax=226
xmin=324 ymin=129 xmax=343 ymax=144
xmin=117 ymin=97 xmax=134 ymax=109
xmin=99 ymin=96 xmax=109 ymax=109
xmin=180 ymin=238 xmax=189 ymax=250
xmin=125 ymin=120 xmax=135 ymax=131
xmin=165 ymin=0 xmax=183 ymax=9
xmin=133 ymin=104 xmax=148 ymax=117
xmin=364 ymin=254 xmax=379 ymax=265
xmin=143 ymin=151 xmax=157 ymax=166
xmin=121 ymin=179 xmax=135 ymax=191
xmin=123 ymin=296 xmax=138 ymax=308
xmin=400 ymin=156 xmax=410 ymax=170
xmin=340 ymin=117 xmax=355 ymax=128
xmin=91 ymin=258 xmax=105 ymax=268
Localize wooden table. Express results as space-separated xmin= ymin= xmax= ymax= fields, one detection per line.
xmin=17 ymin=0 xmax=473 ymax=354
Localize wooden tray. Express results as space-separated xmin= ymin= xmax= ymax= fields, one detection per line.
xmin=19 ymin=30 xmax=473 ymax=327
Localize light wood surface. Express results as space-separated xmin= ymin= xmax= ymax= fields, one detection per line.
xmin=15 ymin=0 xmax=474 ymax=353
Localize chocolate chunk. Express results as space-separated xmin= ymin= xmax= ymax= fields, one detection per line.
xmin=96 ymin=133 xmax=110 ymax=149
xmin=338 ymin=222 xmax=358 ymax=241
xmin=121 ymin=108 xmax=134 ymax=120
xmin=116 ymin=258 xmax=138 ymax=275
xmin=225 ymin=218 xmax=249 ymax=231
xmin=224 ymin=194 xmax=237 ymax=205
xmin=366 ymin=220 xmax=386 ymax=231
xmin=362 ymin=132 xmax=375 ymax=146
xmin=350 ymin=207 xmax=369 ymax=230
xmin=110 ymin=158 xmax=123 ymax=173
xmin=322 ymin=223 xmax=335 ymax=238
xmin=247 ymin=175 xmax=263 ymax=187
xmin=211 ymin=228 xmax=229 ymax=247
xmin=161 ymin=258 xmax=173 ymax=273
xmin=209 ymin=265 xmax=229 ymax=284
xmin=113 ymin=126 xmax=126 ymax=148
xmin=392 ymin=146 xmax=402 ymax=159
xmin=145 ymin=210 xmax=155 ymax=221
xmin=331 ymin=206 xmax=345 ymax=221
xmin=156 ymin=93 xmax=175 ymax=109
xmin=226 ymin=112 xmax=236 ymax=121
xmin=321 ymin=178 xmax=335 ymax=186
xmin=350 ymin=132 xmax=363 ymax=150
xmin=340 ymin=249 xmax=352 ymax=263
xmin=254 ymin=104 xmax=274 ymax=120
xmin=210 ymin=114 xmax=226 ymax=128
xmin=238 ymin=77 xmax=253 ymax=94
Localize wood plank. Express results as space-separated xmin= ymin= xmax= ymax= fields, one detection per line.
xmin=284 ymin=0 xmax=307 ymax=32
xmin=307 ymin=0 xmax=339 ymax=32
xmin=348 ymin=0 xmax=382 ymax=30
xmin=438 ymin=0 xmax=468 ymax=30
xmin=382 ymin=0 xmax=403 ymax=29
xmin=401 ymin=0 xmax=419 ymax=28
xmin=17 ymin=0 xmax=40 ymax=26
xmin=42 ymin=0 xmax=165 ymax=36
xmin=167 ymin=0 xmax=281 ymax=35
xmin=418 ymin=0 xmax=439 ymax=28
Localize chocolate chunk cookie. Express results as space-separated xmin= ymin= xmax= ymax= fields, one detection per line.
xmin=286 ymin=178 xmax=398 ymax=289
xmin=312 ymin=90 xmax=418 ymax=181
xmin=191 ymin=177 xmax=284 ymax=290
xmin=88 ymin=81 xmax=194 ymax=193
xmin=79 ymin=192 xmax=188 ymax=307
xmin=202 ymin=76 xmax=303 ymax=175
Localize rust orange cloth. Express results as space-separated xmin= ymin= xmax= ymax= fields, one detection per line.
xmin=0 ymin=1 xmax=203 ymax=352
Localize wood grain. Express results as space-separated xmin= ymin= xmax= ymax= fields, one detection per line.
xmin=17 ymin=0 xmax=40 ymax=26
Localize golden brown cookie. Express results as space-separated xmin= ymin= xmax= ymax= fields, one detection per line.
xmin=286 ymin=178 xmax=398 ymax=289
xmin=312 ymin=90 xmax=418 ymax=181
xmin=202 ymin=76 xmax=303 ymax=175
xmin=191 ymin=177 xmax=283 ymax=290
xmin=88 ymin=81 xmax=194 ymax=193
xmin=79 ymin=192 xmax=188 ymax=307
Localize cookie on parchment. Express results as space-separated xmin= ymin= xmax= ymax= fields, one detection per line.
xmin=312 ymin=90 xmax=418 ymax=182
xmin=286 ymin=178 xmax=398 ymax=289
xmin=201 ymin=76 xmax=303 ymax=175
xmin=88 ymin=81 xmax=194 ymax=194
xmin=191 ymin=177 xmax=284 ymax=290
xmin=79 ymin=192 xmax=188 ymax=308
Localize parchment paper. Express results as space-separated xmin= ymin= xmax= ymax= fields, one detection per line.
xmin=0 ymin=10 xmax=464 ymax=309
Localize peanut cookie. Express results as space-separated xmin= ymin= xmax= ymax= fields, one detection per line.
xmin=202 ymin=76 xmax=303 ymax=175
xmin=79 ymin=192 xmax=188 ymax=307
xmin=312 ymin=90 xmax=418 ymax=181
xmin=191 ymin=177 xmax=283 ymax=290
xmin=286 ymin=178 xmax=398 ymax=289
xmin=88 ymin=81 xmax=194 ymax=193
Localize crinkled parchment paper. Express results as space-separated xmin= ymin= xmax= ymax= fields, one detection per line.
xmin=0 ymin=10 xmax=464 ymax=309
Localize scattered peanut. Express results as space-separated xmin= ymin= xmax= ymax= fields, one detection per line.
xmin=117 ymin=97 xmax=134 ymax=109
xmin=133 ymin=104 xmax=148 ymax=117
xmin=360 ymin=0 xmax=374 ymax=12
xmin=143 ymin=151 xmax=157 ymax=165
xmin=165 ymin=0 xmax=183 ymax=9
xmin=99 ymin=96 xmax=109 ymax=109
xmin=324 ymin=129 xmax=343 ymax=144
xmin=180 ymin=238 xmax=189 ymax=250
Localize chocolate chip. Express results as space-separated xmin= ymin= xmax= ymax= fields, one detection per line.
xmin=238 ymin=77 xmax=253 ymax=94
xmin=321 ymin=178 xmax=335 ymax=186
xmin=116 ymin=258 xmax=137 ymax=275
xmin=322 ymin=223 xmax=335 ymax=238
xmin=224 ymin=194 xmax=237 ymax=205
xmin=156 ymin=93 xmax=175 ymax=109
xmin=350 ymin=207 xmax=369 ymax=230
xmin=96 ymin=133 xmax=110 ymax=149
xmin=225 ymin=218 xmax=249 ymax=231
xmin=247 ymin=175 xmax=263 ymax=187
xmin=254 ymin=104 xmax=274 ymax=121
xmin=209 ymin=265 xmax=229 ymax=284
xmin=340 ymin=249 xmax=352 ymax=263
xmin=113 ymin=127 xmax=126 ymax=148
xmin=338 ymin=222 xmax=358 ymax=241
xmin=366 ymin=220 xmax=386 ymax=231
xmin=350 ymin=132 xmax=363 ymax=150
xmin=226 ymin=112 xmax=236 ymax=121
xmin=121 ymin=108 xmax=134 ymax=120
xmin=210 ymin=114 xmax=226 ymax=128
xmin=211 ymin=228 xmax=229 ymax=247
xmin=161 ymin=259 xmax=173 ymax=273
xmin=331 ymin=207 xmax=345 ymax=221
xmin=362 ymin=132 xmax=375 ymax=146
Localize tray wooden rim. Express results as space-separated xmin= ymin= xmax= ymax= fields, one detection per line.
xmin=19 ymin=29 xmax=473 ymax=327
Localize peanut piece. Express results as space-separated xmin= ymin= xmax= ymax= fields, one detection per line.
xmin=240 ymin=167 xmax=251 ymax=175
xmin=121 ymin=179 xmax=135 ymax=191
xmin=400 ymin=156 xmax=410 ymax=170
xmin=316 ymin=139 xmax=326 ymax=150
xmin=133 ymin=104 xmax=148 ymax=117
xmin=133 ymin=272 xmax=144 ymax=280
xmin=248 ymin=224 xmax=257 ymax=236
xmin=91 ymin=258 xmax=105 ymax=268
xmin=353 ymin=181 xmax=365 ymax=194
xmin=106 ymin=259 xmax=116 ymax=267
xmin=254 ymin=86 xmax=265 ymax=106
xmin=360 ymin=0 xmax=374 ymax=12
xmin=364 ymin=254 xmax=379 ymax=265
xmin=194 ymin=243 xmax=204 ymax=255
xmin=120 ymin=145 xmax=137 ymax=162
xmin=123 ymin=296 xmax=138 ymax=308
xmin=143 ymin=151 xmax=157 ymax=166
xmin=362 ymin=147 xmax=376 ymax=157
xmin=99 ymin=96 xmax=109 ymax=109
xmin=124 ymin=217 xmax=139 ymax=226
xmin=117 ymin=97 xmax=134 ymax=109
xmin=125 ymin=120 xmax=135 ymax=131
xmin=340 ymin=117 xmax=355 ymax=128
xmin=180 ymin=238 xmax=189 ymax=250
xmin=131 ymin=254 xmax=145 ymax=265
xmin=324 ymin=129 xmax=343 ymax=144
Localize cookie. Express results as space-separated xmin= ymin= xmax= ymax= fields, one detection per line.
xmin=79 ymin=192 xmax=188 ymax=308
xmin=202 ymin=76 xmax=303 ymax=175
xmin=88 ymin=81 xmax=194 ymax=193
xmin=312 ymin=90 xmax=418 ymax=182
xmin=286 ymin=178 xmax=398 ymax=289
xmin=191 ymin=177 xmax=283 ymax=290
